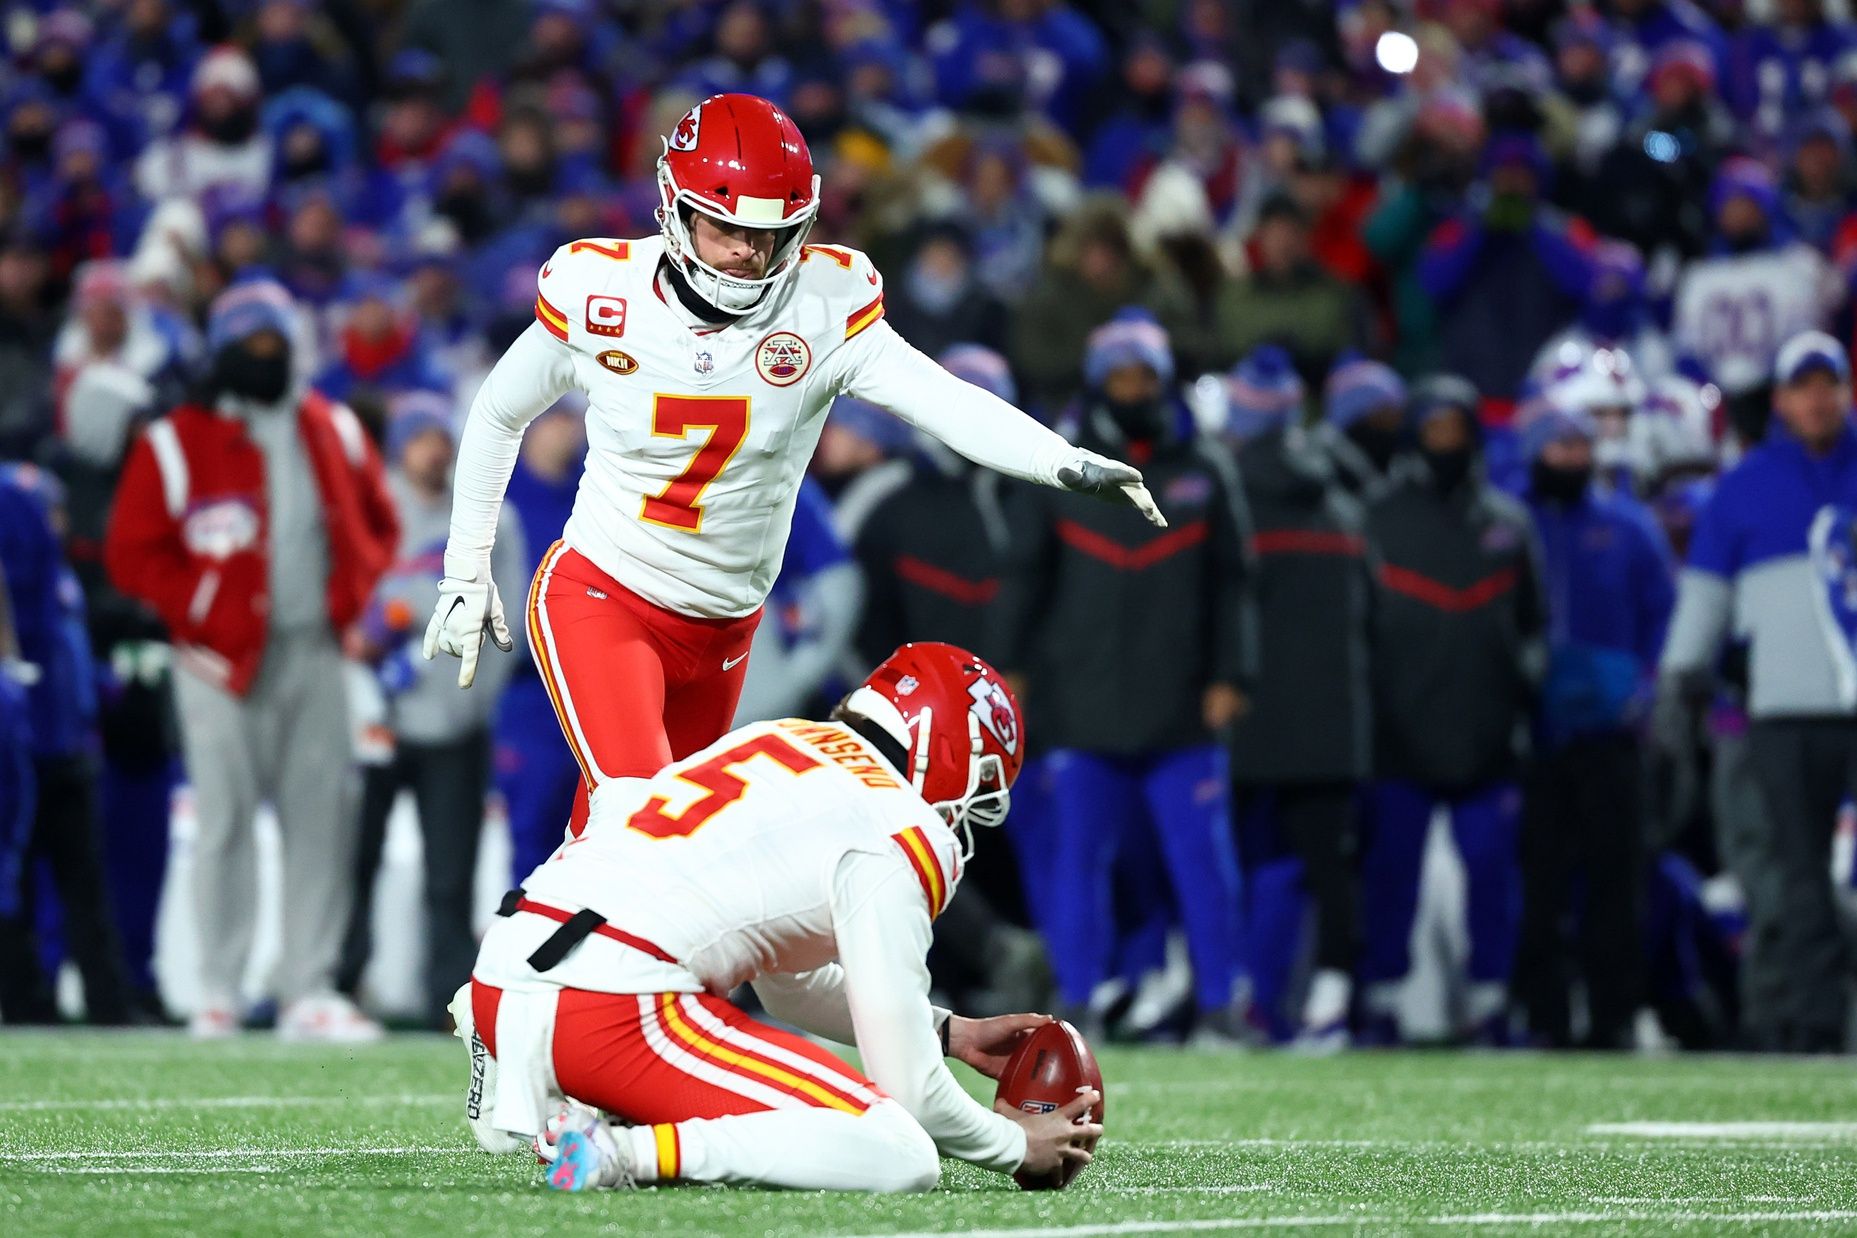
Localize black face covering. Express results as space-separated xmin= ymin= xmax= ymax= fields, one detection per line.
xmin=42 ymin=62 xmax=83 ymax=96
xmin=9 ymin=128 xmax=51 ymax=161
xmin=1345 ymin=421 xmax=1403 ymax=472
xmin=1420 ymin=444 xmax=1474 ymax=493
xmin=202 ymin=107 xmax=260 ymax=145
xmin=505 ymin=162 xmax=555 ymax=198
xmin=437 ymin=189 xmax=494 ymax=243
xmin=1530 ymin=459 xmax=1592 ymax=504
xmin=283 ymin=146 xmax=331 ymax=181
xmin=1720 ymin=226 xmax=1767 ymax=254
xmin=213 ymin=345 xmax=292 ymax=404
xmin=1103 ymin=396 xmax=1169 ymax=443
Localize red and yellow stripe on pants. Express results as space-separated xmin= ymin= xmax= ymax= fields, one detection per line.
xmin=533 ymin=987 xmax=883 ymax=1182
xmin=525 ymin=541 xmax=602 ymax=790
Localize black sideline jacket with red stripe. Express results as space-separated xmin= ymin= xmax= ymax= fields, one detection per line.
xmin=1362 ymin=459 xmax=1546 ymax=790
xmin=1225 ymin=428 xmax=1375 ymax=785
xmin=998 ymin=414 xmax=1258 ymax=755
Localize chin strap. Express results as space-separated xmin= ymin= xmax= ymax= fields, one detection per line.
xmin=659 ymin=258 xmax=737 ymax=325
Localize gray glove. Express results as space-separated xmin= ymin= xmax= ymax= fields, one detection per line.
xmin=1057 ymin=451 xmax=1167 ymax=528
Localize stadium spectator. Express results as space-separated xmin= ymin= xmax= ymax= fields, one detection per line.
xmin=0 ymin=464 xmax=132 ymax=1024
xmin=1672 ymin=158 xmax=1835 ymax=449
xmin=1657 ymin=329 xmax=1857 ymax=1054
xmin=1010 ymin=198 xmax=1195 ymax=415
xmin=929 ymin=0 xmax=1109 ymax=132
xmin=1782 ymin=109 xmax=1854 ymax=253
xmin=134 ymin=47 xmax=272 ymax=206
xmin=1514 ymin=404 xmax=1675 ymax=1050
xmin=1357 ymin=374 xmax=1545 ymax=1045
xmin=1324 ymin=356 xmax=1409 ymax=494
xmin=315 ymin=276 xmax=448 ymax=407
xmin=845 ymin=347 xmax=1018 ymax=672
xmin=248 ymin=0 xmax=362 ymax=107
xmin=84 ymin=0 xmax=203 ymax=144
xmin=0 ymin=557 xmax=31 ymax=1012
xmin=1212 ymin=191 xmax=1368 ymax=385
xmin=1418 ymin=134 xmax=1594 ymax=406
xmin=0 ymin=241 xmax=57 ymax=456
xmin=1224 ymin=347 xmax=1375 ymax=1050
xmin=104 ymin=280 xmax=397 ymax=1041
xmin=882 ymin=222 xmax=1009 ymax=364
xmin=998 ymin=311 xmax=1254 ymax=1043
xmin=45 ymin=308 xmax=174 ymax=1021
xmin=52 ymin=260 xmax=190 ymax=435
xmin=338 ymin=392 xmax=525 ymax=1028
xmin=397 ymin=0 xmax=529 ymax=112
xmin=1573 ymin=38 xmax=1734 ymax=267
xmin=1725 ymin=0 xmax=1853 ymax=138
xmin=1361 ymin=90 xmax=1485 ymax=377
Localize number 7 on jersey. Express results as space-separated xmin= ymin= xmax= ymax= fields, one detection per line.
xmin=640 ymin=393 xmax=752 ymax=533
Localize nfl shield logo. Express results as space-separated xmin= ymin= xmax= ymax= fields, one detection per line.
xmin=694 ymin=350 xmax=714 ymax=375
xmin=1809 ymin=504 xmax=1857 ymax=706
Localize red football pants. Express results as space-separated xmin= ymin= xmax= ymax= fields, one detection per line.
xmin=471 ymin=981 xmax=883 ymax=1124
xmin=524 ymin=541 xmax=761 ymax=836
xmin=471 ymin=980 xmax=937 ymax=1189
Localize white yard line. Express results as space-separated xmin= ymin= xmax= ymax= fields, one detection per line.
xmin=1091 ymin=1185 xmax=1277 ymax=1196
xmin=0 ymin=1144 xmax=459 ymax=1163
xmin=852 ymin=1210 xmax=1857 ymax=1238
xmin=53 ymin=1165 xmax=289 ymax=1175
xmin=0 ymin=1092 xmax=452 ymax=1112
xmin=1586 ymin=1121 xmax=1857 ymax=1140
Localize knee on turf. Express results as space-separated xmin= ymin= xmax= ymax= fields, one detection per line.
xmin=862 ymin=1100 xmax=941 ymax=1193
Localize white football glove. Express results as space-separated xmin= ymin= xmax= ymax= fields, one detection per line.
xmin=423 ymin=570 xmax=513 ymax=689
xmin=1057 ymin=451 xmax=1168 ymax=528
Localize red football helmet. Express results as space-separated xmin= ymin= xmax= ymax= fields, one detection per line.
xmin=655 ymin=93 xmax=820 ymax=315
xmin=835 ymin=642 xmax=1025 ymax=854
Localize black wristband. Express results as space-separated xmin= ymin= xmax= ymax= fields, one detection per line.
xmin=938 ymin=1013 xmax=952 ymax=1056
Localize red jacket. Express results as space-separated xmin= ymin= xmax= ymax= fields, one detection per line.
xmin=105 ymin=391 xmax=399 ymax=695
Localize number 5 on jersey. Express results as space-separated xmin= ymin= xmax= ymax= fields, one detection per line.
xmin=641 ymin=393 xmax=751 ymax=533
xmin=628 ymin=733 xmax=819 ymax=838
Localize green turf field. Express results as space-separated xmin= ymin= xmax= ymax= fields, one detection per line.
xmin=3 ymin=1033 xmax=1857 ymax=1235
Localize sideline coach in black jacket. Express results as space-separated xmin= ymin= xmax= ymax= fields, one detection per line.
xmin=1225 ymin=347 xmax=1378 ymax=1049
xmin=1356 ymin=375 xmax=1546 ymax=1045
xmin=999 ymin=309 xmax=1259 ymax=1042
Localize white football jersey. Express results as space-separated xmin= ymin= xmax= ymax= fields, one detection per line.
xmin=535 ymin=237 xmax=889 ymax=616
xmin=474 ymin=716 xmax=961 ymax=998
xmin=445 ymin=234 xmax=1078 ymax=621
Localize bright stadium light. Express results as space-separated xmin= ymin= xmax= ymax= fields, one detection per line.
xmin=1376 ymin=31 xmax=1419 ymax=75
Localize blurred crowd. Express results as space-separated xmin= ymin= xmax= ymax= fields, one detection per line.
xmin=3 ymin=0 xmax=1857 ymax=1051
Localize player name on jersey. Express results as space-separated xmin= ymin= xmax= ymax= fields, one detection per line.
xmin=776 ymin=718 xmax=900 ymax=790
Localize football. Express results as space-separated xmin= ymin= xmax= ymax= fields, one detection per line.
xmin=995 ymin=1019 xmax=1106 ymax=1190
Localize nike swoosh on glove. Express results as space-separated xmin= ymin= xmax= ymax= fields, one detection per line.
xmin=422 ymin=571 xmax=513 ymax=689
xmin=1056 ymin=452 xmax=1168 ymax=527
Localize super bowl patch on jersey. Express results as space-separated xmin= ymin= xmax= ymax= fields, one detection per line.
xmin=596 ymin=349 xmax=638 ymax=375
xmin=756 ymin=331 xmax=811 ymax=386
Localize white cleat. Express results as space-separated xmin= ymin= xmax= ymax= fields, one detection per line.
xmin=188 ymin=1004 xmax=240 ymax=1040
xmin=542 ymin=1104 xmax=637 ymax=1192
xmin=449 ymin=983 xmax=525 ymax=1155
xmin=277 ymin=992 xmax=384 ymax=1044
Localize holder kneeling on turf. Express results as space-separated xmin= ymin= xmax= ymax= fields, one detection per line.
xmin=453 ymin=642 xmax=1101 ymax=1192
